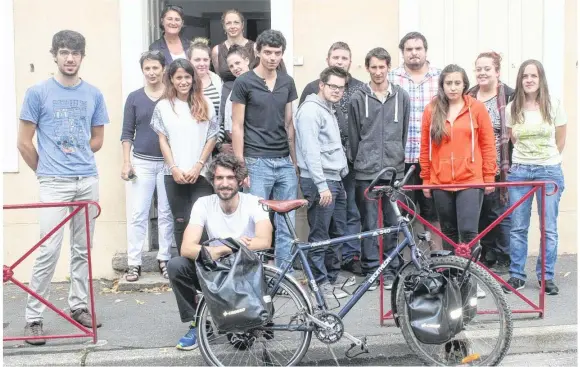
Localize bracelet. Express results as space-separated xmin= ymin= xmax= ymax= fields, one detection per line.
xmin=168 ymin=164 xmax=177 ymax=171
xmin=197 ymin=160 xmax=205 ymax=166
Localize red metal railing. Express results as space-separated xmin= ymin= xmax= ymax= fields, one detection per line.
xmin=3 ymin=201 xmax=102 ymax=343
xmin=377 ymin=181 xmax=558 ymax=325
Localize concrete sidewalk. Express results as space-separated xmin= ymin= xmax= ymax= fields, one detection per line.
xmin=3 ymin=255 xmax=577 ymax=366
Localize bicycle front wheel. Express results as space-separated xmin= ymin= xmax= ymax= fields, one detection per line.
xmin=395 ymin=255 xmax=513 ymax=366
xmin=197 ymin=267 xmax=313 ymax=366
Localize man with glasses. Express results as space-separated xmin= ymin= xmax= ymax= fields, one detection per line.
xmin=295 ymin=66 xmax=351 ymax=299
xmin=17 ymin=30 xmax=109 ymax=344
xmin=299 ymin=42 xmax=364 ymax=276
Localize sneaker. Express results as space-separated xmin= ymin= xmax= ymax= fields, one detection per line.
xmin=70 ymin=308 xmax=102 ymax=328
xmin=24 ymin=321 xmax=46 ymax=346
xmin=490 ymin=260 xmax=510 ymax=275
xmin=320 ymin=282 xmax=348 ymax=299
xmin=368 ymin=280 xmax=379 ymax=291
xmin=332 ymin=274 xmax=356 ymax=288
xmin=341 ymin=257 xmax=362 ymax=275
xmin=539 ymin=280 xmax=559 ymax=295
xmin=383 ymin=276 xmax=395 ymax=290
xmin=176 ymin=325 xmax=197 ymax=350
xmin=476 ymin=284 xmax=486 ymax=299
xmin=502 ymin=277 xmax=525 ymax=294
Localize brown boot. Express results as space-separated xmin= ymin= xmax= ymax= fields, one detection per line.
xmin=25 ymin=321 xmax=46 ymax=345
xmin=71 ymin=308 xmax=102 ymax=328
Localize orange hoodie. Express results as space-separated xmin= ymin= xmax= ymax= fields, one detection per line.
xmin=419 ymin=95 xmax=497 ymax=188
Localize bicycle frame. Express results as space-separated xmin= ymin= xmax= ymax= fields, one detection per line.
xmin=267 ymin=200 xmax=422 ymax=325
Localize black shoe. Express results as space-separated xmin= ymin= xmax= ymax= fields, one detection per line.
xmin=490 ymin=260 xmax=510 ymax=275
xmin=502 ymin=277 xmax=525 ymax=293
xmin=341 ymin=257 xmax=362 ymax=275
xmin=539 ymin=280 xmax=559 ymax=295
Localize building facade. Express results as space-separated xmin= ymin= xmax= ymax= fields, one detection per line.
xmin=3 ymin=0 xmax=577 ymax=281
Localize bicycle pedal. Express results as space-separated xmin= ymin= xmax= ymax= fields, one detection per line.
xmin=345 ymin=337 xmax=369 ymax=359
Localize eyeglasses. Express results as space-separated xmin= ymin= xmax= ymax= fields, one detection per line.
xmin=325 ymin=83 xmax=346 ymax=92
xmin=58 ymin=50 xmax=82 ymax=58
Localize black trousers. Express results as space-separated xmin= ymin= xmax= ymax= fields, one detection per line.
xmin=167 ymin=256 xmax=200 ymax=323
xmin=164 ymin=176 xmax=214 ymax=255
xmin=432 ymin=189 xmax=484 ymax=251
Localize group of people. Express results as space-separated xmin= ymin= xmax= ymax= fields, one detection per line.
xmin=16 ymin=4 xmax=566 ymax=351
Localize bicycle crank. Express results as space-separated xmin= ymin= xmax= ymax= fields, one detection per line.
xmin=308 ymin=312 xmax=344 ymax=344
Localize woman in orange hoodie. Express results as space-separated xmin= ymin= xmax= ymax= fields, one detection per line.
xmin=419 ymin=64 xmax=497 ymax=252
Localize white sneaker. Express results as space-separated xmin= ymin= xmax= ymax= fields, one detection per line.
xmin=332 ymin=274 xmax=356 ymax=288
xmin=476 ymin=284 xmax=486 ymax=299
xmin=320 ymin=282 xmax=348 ymax=299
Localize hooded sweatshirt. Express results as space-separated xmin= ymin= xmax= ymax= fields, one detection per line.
xmin=296 ymin=94 xmax=349 ymax=192
xmin=419 ymin=95 xmax=497 ymax=188
xmin=348 ymin=83 xmax=410 ymax=180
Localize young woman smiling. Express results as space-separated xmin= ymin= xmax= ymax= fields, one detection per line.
xmin=150 ymin=59 xmax=218 ymax=255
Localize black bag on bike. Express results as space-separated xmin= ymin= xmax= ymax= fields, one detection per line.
xmin=195 ymin=238 xmax=273 ymax=333
xmin=404 ymin=270 xmax=464 ymax=344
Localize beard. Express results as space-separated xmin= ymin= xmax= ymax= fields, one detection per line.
xmin=406 ymin=58 xmax=425 ymax=70
xmin=216 ymin=185 xmax=239 ymax=201
xmin=59 ymin=64 xmax=79 ymax=77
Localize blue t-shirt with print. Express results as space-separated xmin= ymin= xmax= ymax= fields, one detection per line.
xmin=20 ymin=78 xmax=109 ymax=177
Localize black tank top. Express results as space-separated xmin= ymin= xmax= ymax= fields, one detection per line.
xmin=217 ymin=40 xmax=256 ymax=82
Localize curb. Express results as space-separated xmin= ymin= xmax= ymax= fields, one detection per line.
xmin=3 ymin=325 xmax=576 ymax=366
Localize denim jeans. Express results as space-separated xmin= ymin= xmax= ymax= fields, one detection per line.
xmin=245 ymin=156 xmax=298 ymax=270
xmin=301 ymin=178 xmax=346 ymax=284
xmin=355 ymin=179 xmax=402 ymax=277
xmin=26 ymin=176 xmax=99 ymax=322
xmin=507 ymin=163 xmax=565 ymax=281
xmin=479 ymin=176 xmax=511 ymax=262
xmin=341 ymin=164 xmax=361 ymax=262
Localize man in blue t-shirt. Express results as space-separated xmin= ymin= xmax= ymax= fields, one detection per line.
xmin=17 ymin=30 xmax=109 ymax=345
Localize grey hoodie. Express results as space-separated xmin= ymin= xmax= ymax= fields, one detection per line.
xmin=348 ymin=83 xmax=410 ymax=180
xmin=295 ymin=94 xmax=349 ymax=192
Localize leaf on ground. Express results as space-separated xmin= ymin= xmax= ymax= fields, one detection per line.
xmin=563 ymin=272 xmax=570 ymax=277
xmin=114 ymin=299 xmax=124 ymax=303
xmin=58 ymin=297 xmax=65 ymax=301
xmin=135 ymin=299 xmax=145 ymax=305
xmin=11 ymin=296 xmax=16 ymax=299
xmin=65 ymin=275 xmax=70 ymax=282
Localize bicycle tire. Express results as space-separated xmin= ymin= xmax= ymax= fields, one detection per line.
xmin=197 ymin=266 xmax=313 ymax=366
xmin=395 ymin=255 xmax=513 ymax=366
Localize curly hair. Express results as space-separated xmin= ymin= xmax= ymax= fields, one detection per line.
xmin=206 ymin=154 xmax=248 ymax=184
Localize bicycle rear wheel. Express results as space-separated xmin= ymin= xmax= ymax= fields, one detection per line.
xmin=197 ymin=267 xmax=313 ymax=366
xmin=395 ymin=255 xmax=513 ymax=366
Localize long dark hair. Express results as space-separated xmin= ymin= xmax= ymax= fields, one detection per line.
xmin=510 ymin=59 xmax=553 ymax=125
xmin=162 ymin=59 xmax=210 ymax=122
xmin=430 ymin=64 xmax=470 ymax=145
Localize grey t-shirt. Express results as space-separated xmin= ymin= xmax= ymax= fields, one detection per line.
xmin=483 ymin=95 xmax=501 ymax=174
xmin=230 ymin=70 xmax=298 ymax=158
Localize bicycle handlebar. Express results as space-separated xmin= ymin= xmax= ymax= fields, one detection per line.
xmin=367 ymin=165 xmax=416 ymax=193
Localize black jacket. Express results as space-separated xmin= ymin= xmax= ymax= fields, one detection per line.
xmin=149 ymin=36 xmax=191 ymax=64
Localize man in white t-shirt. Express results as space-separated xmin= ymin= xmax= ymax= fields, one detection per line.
xmin=166 ymin=153 xmax=273 ymax=351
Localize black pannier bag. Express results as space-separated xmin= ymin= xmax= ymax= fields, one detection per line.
xmin=404 ymin=269 xmax=464 ymax=344
xmin=195 ymin=238 xmax=273 ymax=333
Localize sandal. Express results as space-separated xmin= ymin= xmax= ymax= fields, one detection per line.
xmin=125 ymin=265 xmax=141 ymax=282
xmin=158 ymin=260 xmax=169 ymax=279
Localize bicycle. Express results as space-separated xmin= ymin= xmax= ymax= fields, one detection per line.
xmin=195 ymin=166 xmax=513 ymax=366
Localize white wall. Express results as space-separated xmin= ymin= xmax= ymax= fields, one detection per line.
xmin=2 ymin=0 xmax=18 ymax=173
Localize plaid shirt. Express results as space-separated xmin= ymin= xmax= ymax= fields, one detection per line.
xmin=388 ymin=65 xmax=441 ymax=163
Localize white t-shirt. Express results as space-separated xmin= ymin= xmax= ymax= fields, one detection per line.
xmin=506 ymin=98 xmax=567 ymax=165
xmin=189 ymin=193 xmax=270 ymax=240
xmin=224 ymin=91 xmax=233 ymax=133
xmin=151 ymin=97 xmax=218 ymax=175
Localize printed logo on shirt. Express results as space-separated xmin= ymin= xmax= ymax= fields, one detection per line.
xmin=52 ymin=99 xmax=88 ymax=155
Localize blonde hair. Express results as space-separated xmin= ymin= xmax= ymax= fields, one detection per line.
xmin=187 ymin=37 xmax=211 ymax=59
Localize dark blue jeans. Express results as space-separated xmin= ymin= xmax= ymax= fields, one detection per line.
xmin=507 ymin=163 xmax=564 ymax=281
xmin=301 ymin=178 xmax=346 ymax=285
xmin=355 ymin=179 xmax=402 ymax=277
xmin=479 ymin=177 xmax=511 ymax=261
xmin=341 ymin=164 xmax=361 ymax=262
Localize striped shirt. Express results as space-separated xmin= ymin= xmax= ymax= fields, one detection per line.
xmin=388 ymin=65 xmax=441 ymax=163
xmin=204 ymin=83 xmax=225 ymax=146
